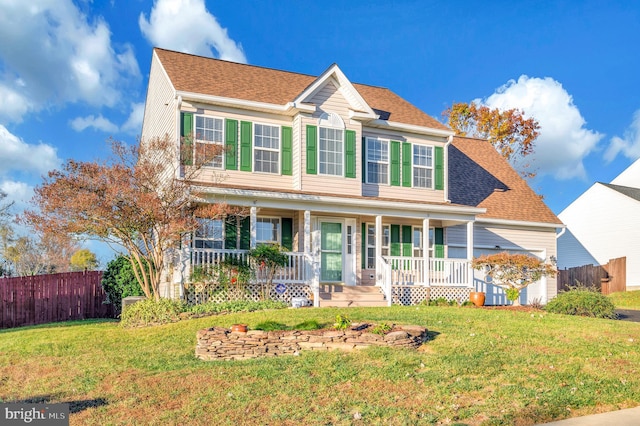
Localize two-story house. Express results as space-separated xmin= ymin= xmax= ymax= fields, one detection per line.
xmin=141 ymin=48 xmax=562 ymax=306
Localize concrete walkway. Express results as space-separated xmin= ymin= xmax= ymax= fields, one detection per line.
xmin=538 ymin=406 xmax=640 ymax=425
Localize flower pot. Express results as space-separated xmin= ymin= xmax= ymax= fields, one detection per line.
xmin=469 ymin=291 xmax=485 ymax=307
xmin=231 ymin=324 xmax=248 ymax=333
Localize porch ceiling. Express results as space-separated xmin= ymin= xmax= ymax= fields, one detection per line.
xmin=191 ymin=185 xmax=484 ymax=221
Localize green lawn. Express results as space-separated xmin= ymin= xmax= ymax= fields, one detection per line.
xmin=1 ymin=306 xmax=640 ymax=425
xmin=609 ymin=290 xmax=640 ymax=310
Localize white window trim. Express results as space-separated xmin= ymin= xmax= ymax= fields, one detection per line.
xmin=412 ymin=143 xmax=434 ymax=189
xmin=365 ymin=136 xmax=390 ymax=185
xmin=193 ymin=218 xmax=225 ymax=249
xmin=194 ymin=114 xmax=225 ymax=169
xmin=318 ymin=126 xmax=345 ymax=177
xmin=366 ymin=223 xmax=390 ymax=269
xmin=253 ymin=122 xmax=281 ymax=175
xmin=256 ymin=216 xmax=281 ymax=245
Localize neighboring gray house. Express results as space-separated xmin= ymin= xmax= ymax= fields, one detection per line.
xmin=558 ymin=159 xmax=640 ymax=288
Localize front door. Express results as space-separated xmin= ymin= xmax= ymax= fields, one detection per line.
xmin=317 ymin=218 xmax=357 ymax=285
xmin=320 ymin=222 xmax=342 ymax=282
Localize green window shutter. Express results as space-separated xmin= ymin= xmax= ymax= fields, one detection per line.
xmin=435 ymin=146 xmax=444 ymax=190
xmin=225 ymin=119 xmax=238 ymax=171
xmin=402 ymin=142 xmax=412 ymax=187
xmin=281 ymin=218 xmax=293 ymax=250
xmin=345 ymin=130 xmax=356 ymax=178
xmin=225 ymin=219 xmax=237 ymax=249
xmin=434 ymin=227 xmax=444 ymax=258
xmin=306 ymin=125 xmax=317 ymax=175
xmin=240 ymin=121 xmax=252 ymax=172
xmin=361 ymin=223 xmax=366 ymax=269
xmin=402 ymin=225 xmax=412 ymax=257
xmin=281 ymin=126 xmax=293 ymax=176
xmin=390 ymin=141 xmax=401 ymax=186
xmin=180 ymin=112 xmax=193 ymax=166
xmin=240 ymin=218 xmax=250 ymax=250
xmin=390 ymin=224 xmax=401 ymax=256
xmin=362 ymin=137 xmax=367 ymax=183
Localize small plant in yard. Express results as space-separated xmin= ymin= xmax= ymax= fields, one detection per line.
xmin=248 ymin=244 xmax=289 ymax=300
xmin=545 ymin=285 xmax=617 ymax=319
xmin=371 ymin=322 xmax=392 ymax=335
xmin=473 ymin=252 xmax=556 ymax=306
xmin=333 ymin=314 xmax=351 ymax=330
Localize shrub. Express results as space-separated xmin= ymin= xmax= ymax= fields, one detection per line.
xmin=545 ymin=287 xmax=617 ymax=319
xmin=187 ymin=300 xmax=287 ymax=315
xmin=293 ymin=320 xmax=323 ymax=330
xmin=333 ymin=314 xmax=351 ymax=330
xmin=101 ymin=255 xmax=145 ymax=314
xmin=120 ymin=298 xmax=187 ymax=327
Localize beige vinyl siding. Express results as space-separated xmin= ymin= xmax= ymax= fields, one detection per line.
xmin=141 ymin=52 xmax=180 ymax=184
xmin=180 ymin=103 xmax=296 ymax=190
xmin=299 ymin=80 xmax=362 ymax=196
xmin=362 ymin=129 xmax=447 ymax=202
xmin=292 ymin=115 xmax=302 ymax=190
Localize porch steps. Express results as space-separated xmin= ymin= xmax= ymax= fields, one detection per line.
xmin=318 ymin=284 xmax=388 ymax=307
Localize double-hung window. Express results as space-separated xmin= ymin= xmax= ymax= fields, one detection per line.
xmin=366 ymin=137 xmax=389 ymax=184
xmin=413 ymin=145 xmax=433 ymax=188
xmin=194 ymin=218 xmax=224 ymax=249
xmin=366 ymin=223 xmax=390 ymax=269
xmin=256 ymin=217 xmax=280 ymax=244
xmin=195 ymin=115 xmax=224 ymax=168
xmin=254 ymin=123 xmax=280 ymax=174
xmin=319 ymin=127 xmax=344 ymax=176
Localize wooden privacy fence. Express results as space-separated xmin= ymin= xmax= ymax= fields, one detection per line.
xmin=557 ymin=257 xmax=626 ymax=295
xmin=0 ymin=271 xmax=114 ymax=329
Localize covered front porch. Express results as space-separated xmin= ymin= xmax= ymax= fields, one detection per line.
xmin=176 ymin=189 xmax=483 ymax=306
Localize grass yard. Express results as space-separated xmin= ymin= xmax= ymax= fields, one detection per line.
xmin=609 ymin=290 xmax=640 ymax=310
xmin=1 ymin=306 xmax=640 ymax=425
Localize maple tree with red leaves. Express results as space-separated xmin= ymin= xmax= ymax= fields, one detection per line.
xmin=443 ymin=102 xmax=540 ymax=178
xmin=25 ymin=135 xmax=231 ymax=301
xmin=472 ymin=252 xmax=556 ymax=306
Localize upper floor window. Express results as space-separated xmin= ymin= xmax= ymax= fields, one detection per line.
xmin=318 ymin=112 xmax=345 ymax=177
xmin=256 ymin=217 xmax=280 ymax=244
xmin=194 ymin=218 xmax=224 ymax=249
xmin=195 ymin=115 xmax=224 ymax=168
xmin=366 ymin=137 xmax=389 ymax=184
xmin=254 ymin=123 xmax=280 ymax=174
xmin=413 ymin=145 xmax=433 ymax=188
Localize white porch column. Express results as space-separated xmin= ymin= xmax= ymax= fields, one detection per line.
xmin=304 ymin=210 xmax=311 ymax=254
xmin=467 ymin=220 xmax=475 ymax=287
xmin=423 ymin=218 xmax=430 ymax=286
xmin=375 ymin=215 xmax=382 ymax=286
xmin=250 ymin=206 xmax=257 ymax=249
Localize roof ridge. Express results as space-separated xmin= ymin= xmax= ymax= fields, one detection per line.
xmin=153 ymin=47 xmax=393 ymax=91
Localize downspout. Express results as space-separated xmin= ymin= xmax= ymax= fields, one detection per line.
xmin=445 ymin=135 xmax=453 ymax=203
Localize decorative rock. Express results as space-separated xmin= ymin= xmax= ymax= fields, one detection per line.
xmin=195 ymin=323 xmax=427 ymax=361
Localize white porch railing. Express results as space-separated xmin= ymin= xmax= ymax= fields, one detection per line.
xmin=377 ymin=255 xmax=393 ymax=306
xmin=385 ymin=256 xmax=471 ymax=287
xmin=190 ymin=249 xmax=308 ymax=284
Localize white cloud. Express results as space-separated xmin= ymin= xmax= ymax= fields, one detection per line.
xmin=604 ymin=109 xmax=640 ymax=162
xmin=121 ymin=102 xmax=145 ymax=135
xmin=139 ymin=0 xmax=247 ymax=63
xmin=70 ymin=114 xmax=119 ymax=133
xmin=480 ymin=76 xmax=603 ymax=180
xmin=0 ymin=180 xmax=33 ymax=214
xmin=0 ymin=0 xmax=141 ymax=123
xmin=0 ymin=125 xmax=61 ymax=176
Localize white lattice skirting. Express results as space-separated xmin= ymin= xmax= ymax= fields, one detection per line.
xmin=184 ymin=283 xmax=311 ymax=305
xmin=392 ymin=286 xmax=472 ymax=306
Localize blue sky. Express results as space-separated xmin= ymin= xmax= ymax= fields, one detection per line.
xmin=1 ymin=0 xmax=639 ymax=263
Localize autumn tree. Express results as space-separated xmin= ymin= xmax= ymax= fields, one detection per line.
xmin=472 ymin=252 xmax=556 ymax=306
xmin=443 ymin=102 xmax=540 ymax=178
xmin=70 ymin=248 xmax=99 ymax=271
xmin=25 ymin=135 xmax=228 ymax=301
xmin=4 ymin=232 xmax=77 ymax=276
